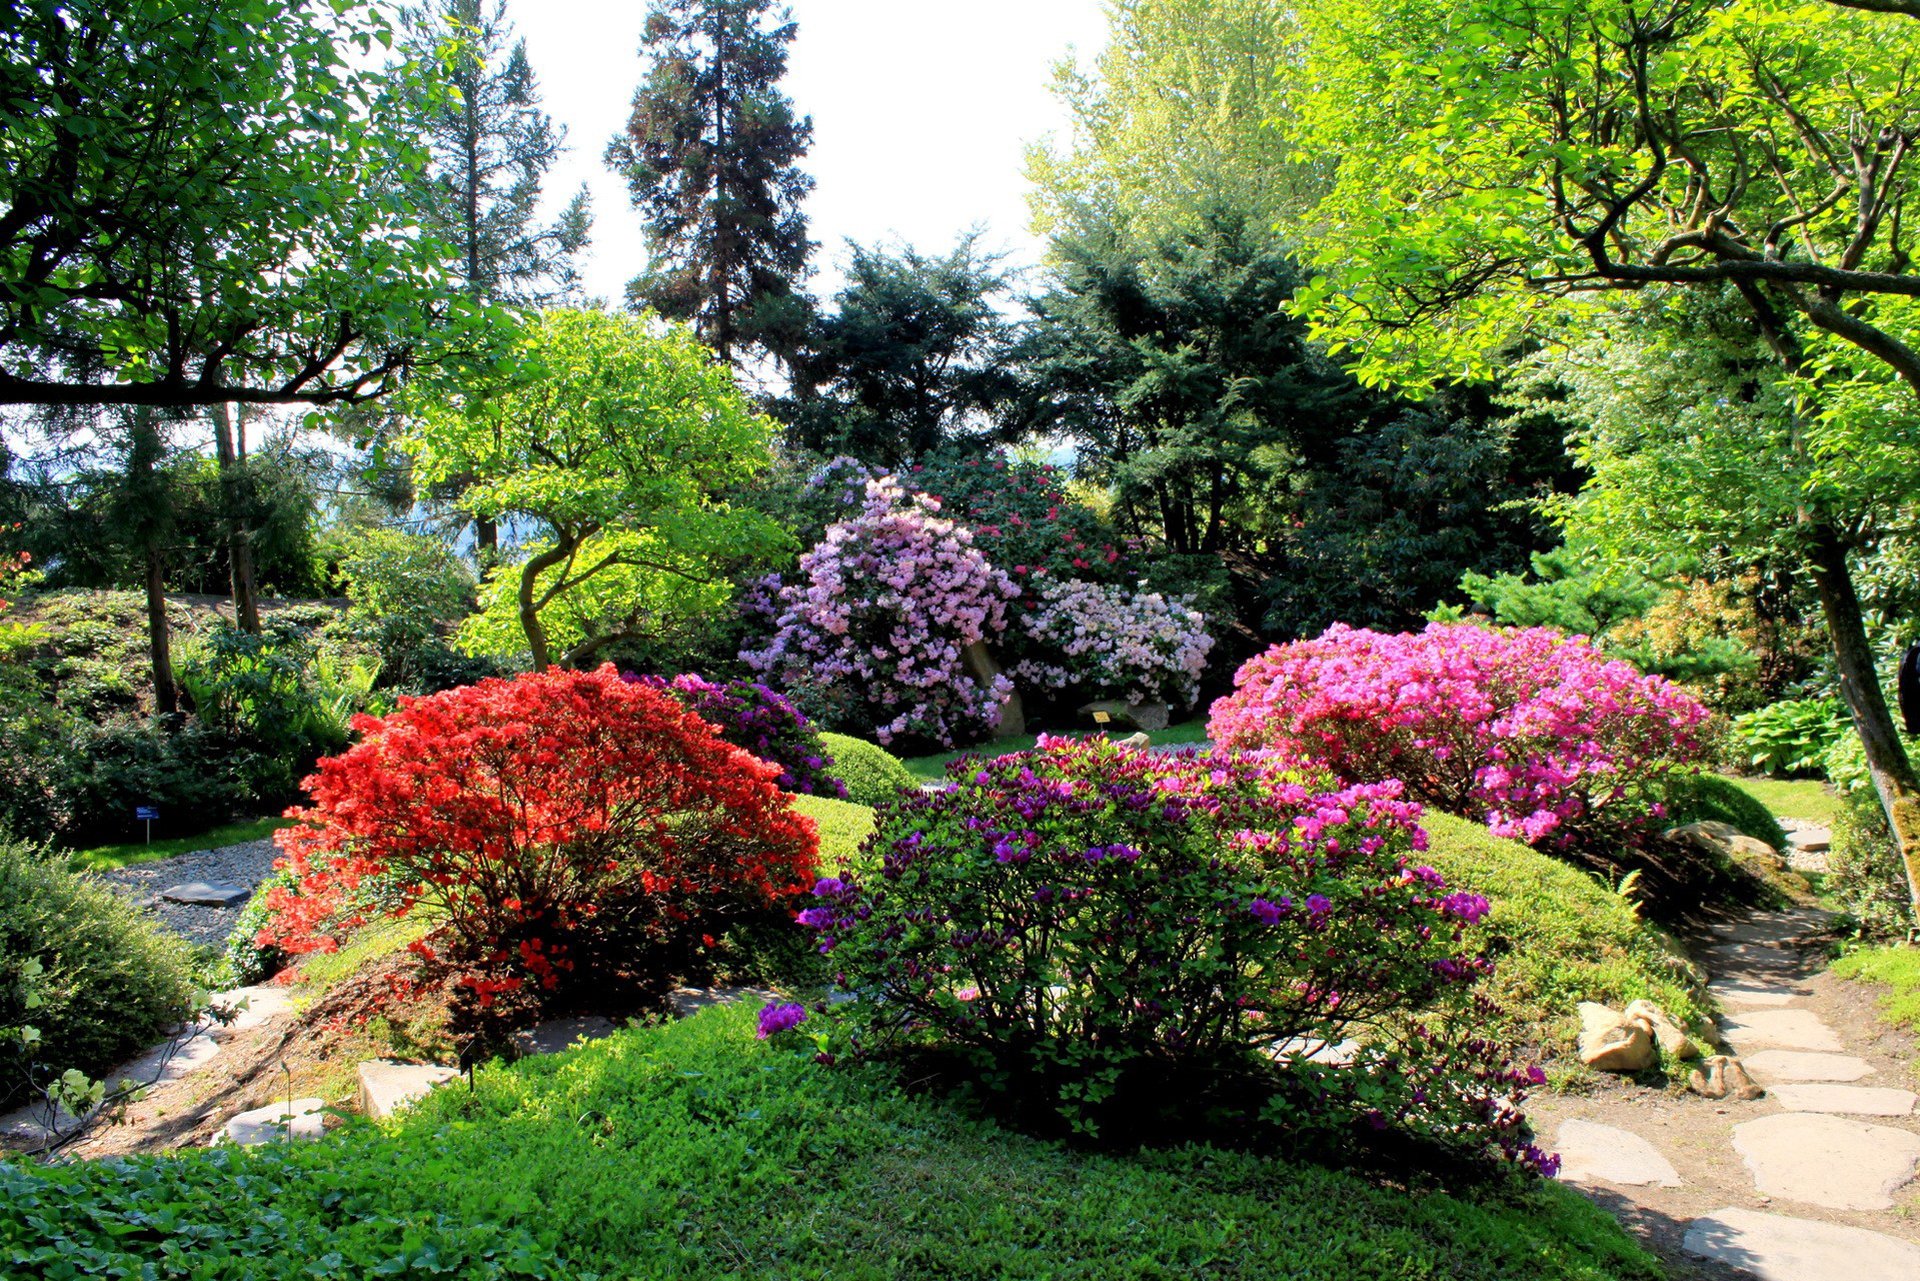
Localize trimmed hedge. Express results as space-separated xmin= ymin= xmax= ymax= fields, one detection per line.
xmin=818 ymin=732 xmax=919 ymax=808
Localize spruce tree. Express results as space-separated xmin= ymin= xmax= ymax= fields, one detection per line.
xmin=606 ymin=0 xmax=815 ymax=369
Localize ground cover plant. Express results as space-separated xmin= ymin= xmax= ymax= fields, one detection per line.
xmin=260 ymin=665 xmax=818 ymax=1025
xmin=0 ymin=1003 xmax=1663 ymax=1281
xmin=802 ymin=736 xmax=1555 ymax=1169
xmin=1833 ymin=945 xmax=1920 ymax=1036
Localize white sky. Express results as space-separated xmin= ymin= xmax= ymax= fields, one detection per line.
xmin=509 ymin=0 xmax=1111 ymax=304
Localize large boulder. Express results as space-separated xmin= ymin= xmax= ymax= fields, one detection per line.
xmin=1625 ymin=998 xmax=1700 ymax=1060
xmin=1579 ymin=1001 xmax=1655 ymax=1071
xmin=1664 ymin=820 xmax=1783 ymax=867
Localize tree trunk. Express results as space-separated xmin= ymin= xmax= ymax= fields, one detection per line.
xmin=475 ymin=515 xmax=498 ymax=561
xmin=211 ymin=403 xmax=261 ymax=633
xmin=517 ymin=540 xmax=574 ymax=671
xmin=146 ymin=549 xmax=176 ymax=718
xmin=1804 ymin=524 xmax=1920 ymax=919
xmin=126 ymin=412 xmax=177 ymax=718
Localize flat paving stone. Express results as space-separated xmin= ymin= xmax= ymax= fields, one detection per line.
xmin=1768 ymin=1084 xmax=1918 ymax=1117
xmin=160 ymin=881 xmax=251 ymax=908
xmin=1704 ymin=942 xmax=1808 ymax=978
xmin=1709 ymin=980 xmax=1805 ymax=1008
xmin=1744 ymin=1050 xmax=1876 ymax=1083
xmin=1552 ymin=1119 xmax=1683 ymax=1188
xmin=667 ymin=985 xmax=777 ymax=1018
xmin=509 ymin=1016 xmax=617 ymax=1057
xmin=1711 ymin=907 xmax=1839 ymax=945
xmin=1732 ymin=1112 xmax=1920 ymax=1210
xmin=357 ymin=1061 xmax=460 ymax=1120
xmin=224 ymin=1098 xmax=325 ymax=1147
xmin=1719 ymin=1009 xmax=1846 ymax=1053
xmin=1683 ymin=1207 xmax=1920 ymax=1281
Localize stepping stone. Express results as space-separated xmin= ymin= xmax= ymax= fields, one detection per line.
xmin=1711 ymin=907 xmax=1838 ymax=945
xmin=357 ymin=1061 xmax=460 ymax=1120
xmin=1744 ymin=1050 xmax=1876 ymax=1083
xmin=1684 ymin=1207 xmax=1920 ymax=1281
xmin=215 ymin=984 xmax=293 ymax=1032
xmin=1552 ymin=1119 xmax=1683 ymax=1188
xmin=1768 ymin=1084 xmax=1918 ymax=1117
xmin=509 ymin=1015 xmax=617 ymax=1057
xmin=223 ymin=1098 xmax=325 ymax=1147
xmin=1732 ymin=1112 xmax=1920 ymax=1210
xmin=161 ymin=882 xmax=251 ymax=908
xmin=1719 ymin=1010 xmax=1845 ymax=1053
xmin=1710 ymin=980 xmax=1804 ymax=1008
xmin=1704 ymin=942 xmax=1806 ymax=978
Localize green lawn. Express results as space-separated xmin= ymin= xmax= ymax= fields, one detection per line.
xmin=1833 ymin=945 xmax=1920 ymax=1035
xmin=1 ymin=1003 xmax=1661 ymax=1280
xmin=1711 ymin=774 xmax=1842 ymax=827
xmin=68 ymin=815 xmax=292 ymax=872
xmin=901 ymin=716 xmax=1211 ymax=782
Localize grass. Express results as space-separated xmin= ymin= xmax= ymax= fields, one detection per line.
xmin=901 ymin=716 xmax=1211 ymax=782
xmin=0 ymin=1003 xmax=1662 ymax=1280
xmin=1833 ymin=944 xmax=1920 ymax=1035
xmin=1711 ymin=774 xmax=1842 ymax=827
xmin=68 ymin=815 xmax=291 ymax=872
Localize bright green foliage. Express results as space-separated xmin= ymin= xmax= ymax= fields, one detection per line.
xmin=335 ymin=527 xmax=484 ymax=692
xmin=1419 ymin=813 xmax=1705 ymax=1056
xmin=788 ymin=792 xmax=875 ymax=866
xmin=1732 ymin=698 xmax=1850 ymax=778
xmin=1655 ymin=775 xmax=1791 ymax=853
xmin=816 ymin=732 xmax=919 ymax=808
xmin=0 ymin=837 xmax=196 ymax=1106
xmin=402 ymin=308 xmax=788 ymax=669
xmin=1833 ymin=944 xmax=1920 ymax=1034
xmin=0 ymin=1004 xmax=1661 ymax=1279
xmin=0 ymin=0 xmax=503 ymax=408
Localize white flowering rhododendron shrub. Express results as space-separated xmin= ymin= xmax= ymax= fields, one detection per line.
xmin=1012 ymin=575 xmax=1212 ymax=707
xmin=743 ymin=478 xmax=1019 ymax=748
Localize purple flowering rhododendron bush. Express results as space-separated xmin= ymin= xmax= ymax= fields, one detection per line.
xmin=796 ymin=737 xmax=1554 ymax=1170
xmin=1209 ymin=622 xmax=1712 ymax=855
xmin=742 ymin=476 xmax=1019 ymax=748
xmin=1011 ymin=574 xmax=1213 ymax=708
xmin=626 ymin=672 xmax=847 ymax=799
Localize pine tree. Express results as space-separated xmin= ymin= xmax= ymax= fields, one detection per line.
xmin=607 ymin=0 xmax=815 ymax=369
xmin=399 ymin=0 xmax=591 ymax=306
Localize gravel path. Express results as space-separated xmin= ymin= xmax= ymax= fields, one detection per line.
xmin=100 ymin=838 xmax=283 ymax=948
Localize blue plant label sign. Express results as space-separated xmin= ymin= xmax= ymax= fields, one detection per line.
xmin=135 ymin=805 xmax=160 ymax=821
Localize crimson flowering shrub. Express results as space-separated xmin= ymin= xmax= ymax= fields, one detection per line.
xmin=799 ymin=737 xmax=1552 ymax=1169
xmin=742 ymin=477 xmax=1020 ymax=748
xmin=627 ymin=672 xmax=846 ymax=799
xmin=1209 ymin=622 xmax=1712 ymax=853
xmin=907 ymin=450 xmax=1138 ymax=584
xmin=1011 ymin=574 xmax=1213 ymax=707
xmin=262 ymin=666 xmax=818 ymax=1012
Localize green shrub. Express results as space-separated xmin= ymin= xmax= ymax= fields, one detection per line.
xmin=789 ymin=793 xmax=875 ymax=865
xmin=818 ymin=731 xmax=918 ymax=807
xmin=0 ymin=1004 xmax=1661 ymax=1280
xmin=0 ymin=838 xmax=197 ymax=1106
xmin=1420 ymin=813 xmax=1706 ymax=1055
xmin=221 ymin=865 xmax=298 ymax=987
xmin=1655 ymin=773 xmax=1790 ymax=850
xmin=1828 ymin=791 xmax=1914 ymax=937
xmin=1729 ymin=697 xmax=1848 ymax=778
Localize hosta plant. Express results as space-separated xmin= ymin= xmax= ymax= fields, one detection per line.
xmin=798 ymin=736 xmax=1552 ymax=1170
xmin=1209 ymin=622 xmax=1711 ymax=854
xmin=262 ymin=666 xmax=818 ymax=1013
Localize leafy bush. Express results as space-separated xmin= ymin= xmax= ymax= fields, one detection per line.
xmin=0 ymin=837 xmax=196 ymax=1106
xmin=789 ymin=794 xmax=876 ymax=866
xmin=334 ymin=526 xmax=484 ymax=694
xmin=223 ymin=865 xmax=298 ymax=986
xmin=743 ymin=475 xmax=1019 ymax=747
xmin=801 ymin=737 xmax=1551 ymax=1168
xmin=631 ymin=672 xmax=846 ymax=798
xmin=0 ymin=1003 xmax=1661 ymax=1281
xmin=1828 ymin=790 xmax=1914 ymax=936
xmin=1730 ymin=696 xmax=1847 ymax=778
xmin=263 ymin=666 xmax=819 ymax=1015
xmin=1210 ymin=622 xmax=1712 ymax=854
xmin=1010 ymin=574 xmax=1212 ymax=708
xmin=817 ymin=731 xmax=919 ymax=807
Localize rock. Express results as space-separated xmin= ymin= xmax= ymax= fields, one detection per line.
xmin=509 ymin=1016 xmax=617 ymax=1058
xmin=1688 ymin=1054 xmax=1765 ymax=1101
xmin=1076 ymin=698 xmax=1170 ymax=732
xmin=1719 ymin=1009 xmax=1846 ymax=1053
xmin=223 ymin=1098 xmax=325 ymax=1146
xmin=357 ymin=1061 xmax=460 ymax=1120
xmin=1743 ymin=1050 xmax=1876 ymax=1083
xmin=1683 ymin=1207 xmax=1920 ymax=1281
xmin=1766 ymin=1084 xmax=1918 ymax=1117
xmin=1117 ymin=732 xmax=1152 ymax=749
xmin=1711 ymin=906 xmax=1842 ymax=945
xmin=1666 ymin=820 xmax=1785 ymax=867
xmin=1703 ymin=941 xmax=1806 ymax=978
xmin=1552 ymin=1119 xmax=1684 ymax=1187
xmin=214 ymin=984 xmax=294 ymax=1032
xmin=1577 ymin=1001 xmax=1655 ymax=1071
xmin=160 ymin=881 xmax=251 ymax=908
xmin=1732 ymin=1112 xmax=1920 ymax=1210
xmin=1624 ymin=998 xmax=1699 ymax=1060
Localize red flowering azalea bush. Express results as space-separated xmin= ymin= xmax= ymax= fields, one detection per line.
xmin=1209 ymin=622 xmax=1712 ymax=854
xmin=798 ymin=737 xmax=1552 ymax=1170
xmin=627 ymin=672 xmax=847 ymax=799
xmin=262 ymin=666 xmax=818 ymax=1012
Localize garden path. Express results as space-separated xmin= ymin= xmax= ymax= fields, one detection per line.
xmin=1531 ymin=822 xmax=1920 ymax=1281
xmin=101 ymin=836 xmax=282 ymax=946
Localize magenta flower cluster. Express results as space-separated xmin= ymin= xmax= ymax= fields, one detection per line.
xmin=742 ymin=477 xmax=1021 ymax=748
xmin=756 ymin=1001 xmax=808 ymax=1039
xmin=1208 ymin=622 xmax=1712 ymax=851
xmin=625 ymin=672 xmax=847 ymax=799
xmin=1010 ymin=573 xmax=1213 ymax=707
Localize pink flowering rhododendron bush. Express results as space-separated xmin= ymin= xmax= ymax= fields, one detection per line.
xmin=260 ymin=666 xmax=818 ymax=1020
xmin=1209 ymin=622 xmax=1712 ymax=856
xmin=797 ymin=737 xmax=1554 ymax=1170
xmin=1011 ymin=574 xmax=1212 ymax=708
xmin=742 ymin=476 xmax=1019 ymax=748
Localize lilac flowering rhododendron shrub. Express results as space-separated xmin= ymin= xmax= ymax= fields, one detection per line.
xmin=1209 ymin=622 xmax=1712 ymax=854
xmin=796 ymin=737 xmax=1555 ymax=1170
xmin=1011 ymin=574 xmax=1213 ymax=708
xmin=626 ymin=673 xmax=846 ymax=799
xmin=742 ymin=477 xmax=1020 ymax=749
